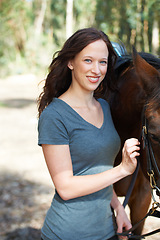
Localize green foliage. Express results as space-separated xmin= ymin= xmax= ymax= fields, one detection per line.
xmin=0 ymin=0 xmax=159 ymax=78
xmin=95 ymin=0 xmax=160 ymax=53
xmin=0 ymin=0 xmax=57 ymax=77
xmin=73 ymin=0 xmax=97 ymax=29
xmin=0 ymin=0 xmax=30 ymax=76
xmin=0 ymin=0 xmax=28 ymax=55
xmin=49 ymin=0 xmax=66 ymax=46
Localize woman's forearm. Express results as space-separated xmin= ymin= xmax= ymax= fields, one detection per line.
xmin=110 ymin=189 xmax=123 ymax=213
xmin=54 ymin=165 xmax=127 ymax=200
xmin=43 ymin=138 xmax=139 ymax=201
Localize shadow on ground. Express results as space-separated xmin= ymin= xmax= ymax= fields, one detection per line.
xmin=0 ymin=98 xmax=36 ymax=108
xmin=0 ymin=171 xmax=53 ymax=240
xmin=4 ymin=227 xmax=41 ymax=240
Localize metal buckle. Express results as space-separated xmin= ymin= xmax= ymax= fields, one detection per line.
xmin=142 ymin=125 xmax=147 ymax=149
xmin=143 ymin=125 xmax=147 ymax=135
xmin=151 ymin=201 xmax=160 ymax=214
xmin=147 ymin=170 xmax=157 ymax=189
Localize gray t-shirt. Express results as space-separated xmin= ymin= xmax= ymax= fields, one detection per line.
xmin=38 ymin=98 xmax=121 ymax=240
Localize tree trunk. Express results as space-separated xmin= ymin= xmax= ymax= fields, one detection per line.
xmin=130 ymin=29 xmax=136 ymax=46
xmin=34 ymin=0 xmax=47 ymax=36
xmin=66 ymin=0 xmax=73 ymax=39
xmin=136 ymin=0 xmax=142 ymax=51
xmin=152 ymin=19 xmax=159 ymax=55
xmin=143 ymin=0 xmax=149 ymax=52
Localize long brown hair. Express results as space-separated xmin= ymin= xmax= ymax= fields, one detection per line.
xmin=38 ymin=28 xmax=117 ymax=117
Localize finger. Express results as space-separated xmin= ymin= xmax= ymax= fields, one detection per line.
xmin=117 ymin=234 xmax=128 ymax=240
xmin=125 ymin=137 xmax=140 ymax=144
xmin=125 ymin=139 xmax=140 ymax=148
xmin=123 ymin=147 xmax=140 ymax=160
xmin=117 ymin=228 xmax=128 ymax=239
xmin=128 ymin=137 xmax=140 ymax=143
xmin=130 ymin=152 xmax=140 ymax=160
xmin=117 ymin=227 xmax=122 ymax=234
xmin=126 ymin=145 xmax=140 ymax=154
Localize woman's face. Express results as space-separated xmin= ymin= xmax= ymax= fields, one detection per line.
xmin=68 ymin=40 xmax=109 ymax=93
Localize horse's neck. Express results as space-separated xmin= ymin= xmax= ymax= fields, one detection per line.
xmin=110 ymin=82 xmax=143 ymax=116
xmin=109 ymin=70 xmax=145 ymax=139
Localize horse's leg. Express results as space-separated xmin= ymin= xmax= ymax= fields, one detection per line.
xmin=128 ymin=172 xmax=151 ymax=240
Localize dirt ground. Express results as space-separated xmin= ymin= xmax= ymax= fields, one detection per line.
xmin=0 ymin=74 xmax=159 ymax=240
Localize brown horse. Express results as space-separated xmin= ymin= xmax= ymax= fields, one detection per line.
xmin=108 ymin=48 xmax=160 ymax=238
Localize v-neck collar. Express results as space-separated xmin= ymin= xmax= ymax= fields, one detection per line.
xmin=54 ymin=98 xmax=105 ymax=130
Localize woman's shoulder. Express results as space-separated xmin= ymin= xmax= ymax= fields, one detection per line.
xmin=40 ymin=98 xmax=64 ymax=117
xmin=98 ymin=98 xmax=109 ymax=108
xmin=38 ymin=98 xmax=69 ymax=145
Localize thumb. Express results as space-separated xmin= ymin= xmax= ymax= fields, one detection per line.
xmin=117 ymin=223 xmax=123 ymax=234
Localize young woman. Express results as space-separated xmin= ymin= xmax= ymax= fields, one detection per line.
xmin=38 ymin=28 xmax=140 ymax=240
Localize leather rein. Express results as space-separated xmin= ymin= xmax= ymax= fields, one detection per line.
xmin=142 ymin=113 xmax=160 ymax=196
xmin=117 ymin=106 xmax=160 ymax=239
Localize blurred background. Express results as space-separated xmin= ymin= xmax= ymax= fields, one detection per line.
xmin=0 ymin=0 xmax=159 ymax=78
xmin=0 ymin=0 xmax=159 ymax=239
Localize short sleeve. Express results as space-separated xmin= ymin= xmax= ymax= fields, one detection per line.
xmin=38 ymin=109 xmax=69 ymax=146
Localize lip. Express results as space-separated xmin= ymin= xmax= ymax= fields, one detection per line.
xmin=87 ymin=76 xmax=101 ymax=83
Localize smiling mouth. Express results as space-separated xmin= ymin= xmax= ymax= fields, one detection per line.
xmin=87 ymin=76 xmax=100 ymax=83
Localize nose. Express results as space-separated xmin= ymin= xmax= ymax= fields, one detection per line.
xmin=91 ymin=62 xmax=100 ymax=75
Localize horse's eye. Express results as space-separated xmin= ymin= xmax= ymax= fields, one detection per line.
xmin=149 ymin=133 xmax=160 ymax=144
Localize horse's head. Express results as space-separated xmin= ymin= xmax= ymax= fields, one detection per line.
xmin=133 ymin=49 xmax=160 ymax=191
xmin=133 ymin=47 xmax=160 ymax=94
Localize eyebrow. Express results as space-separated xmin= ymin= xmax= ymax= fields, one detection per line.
xmin=83 ymin=56 xmax=108 ymax=60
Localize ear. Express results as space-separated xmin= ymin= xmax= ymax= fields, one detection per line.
xmin=68 ymin=61 xmax=73 ymax=70
xmin=132 ymin=47 xmax=160 ymax=92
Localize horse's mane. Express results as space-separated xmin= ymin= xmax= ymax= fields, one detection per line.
xmin=139 ymin=52 xmax=160 ymax=70
xmin=112 ymin=43 xmax=160 ymax=114
xmin=113 ymin=43 xmax=160 ymax=74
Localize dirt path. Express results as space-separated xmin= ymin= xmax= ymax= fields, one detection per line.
xmin=0 ymin=75 xmax=159 ymax=239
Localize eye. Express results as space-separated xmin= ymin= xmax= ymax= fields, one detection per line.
xmin=84 ymin=59 xmax=92 ymax=63
xmin=149 ymin=133 xmax=160 ymax=145
xmin=100 ymin=60 xmax=107 ymax=65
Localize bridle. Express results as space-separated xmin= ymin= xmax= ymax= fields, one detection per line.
xmin=117 ymin=106 xmax=160 ymax=239
xmin=142 ymin=107 xmax=160 ymax=196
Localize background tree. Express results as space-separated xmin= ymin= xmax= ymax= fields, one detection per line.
xmin=95 ymin=0 xmax=159 ymax=53
xmin=0 ymin=0 xmax=159 ymax=78
xmin=66 ymin=0 xmax=73 ymax=38
xmin=34 ymin=0 xmax=47 ymax=36
xmin=149 ymin=0 xmax=160 ymax=54
xmin=0 ymin=0 xmax=28 ymax=66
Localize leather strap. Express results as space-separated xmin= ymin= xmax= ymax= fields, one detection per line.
xmin=117 ymin=208 xmax=160 ymax=239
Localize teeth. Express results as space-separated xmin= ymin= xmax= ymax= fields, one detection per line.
xmin=89 ymin=77 xmax=99 ymax=81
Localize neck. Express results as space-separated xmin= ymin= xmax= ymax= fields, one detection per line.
xmin=62 ymin=85 xmax=95 ymax=108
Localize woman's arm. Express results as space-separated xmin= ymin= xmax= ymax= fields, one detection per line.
xmin=111 ymin=190 xmax=132 ymax=239
xmin=42 ymin=138 xmax=140 ymax=201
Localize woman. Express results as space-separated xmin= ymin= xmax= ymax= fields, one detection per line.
xmin=38 ymin=28 xmax=140 ymax=240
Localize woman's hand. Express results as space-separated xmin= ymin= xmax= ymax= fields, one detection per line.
xmin=120 ymin=138 xmax=140 ymax=176
xmin=115 ymin=204 xmax=132 ymax=240
xmin=111 ymin=190 xmax=132 ymax=240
